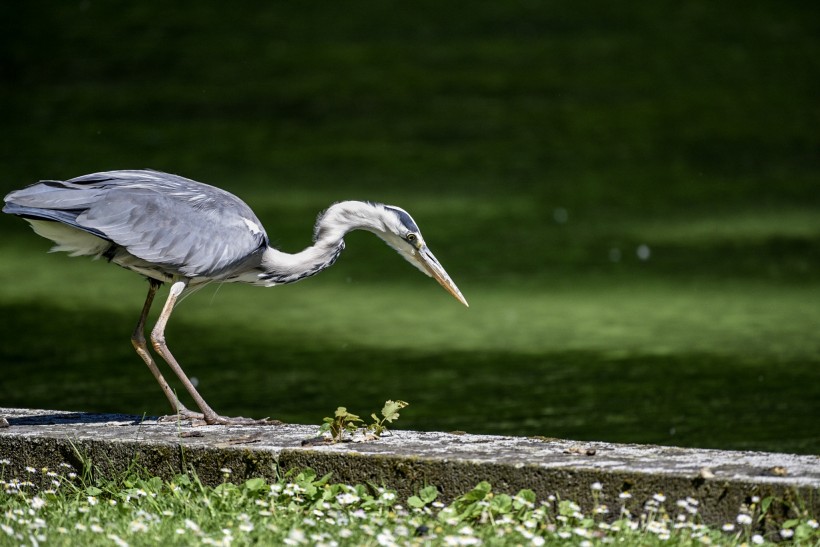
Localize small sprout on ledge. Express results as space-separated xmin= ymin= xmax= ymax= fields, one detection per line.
xmin=316 ymin=400 xmax=409 ymax=443
xmin=319 ymin=407 xmax=363 ymax=443
xmin=367 ymin=400 xmax=409 ymax=437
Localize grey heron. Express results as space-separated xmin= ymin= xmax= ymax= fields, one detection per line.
xmin=3 ymin=170 xmax=468 ymax=426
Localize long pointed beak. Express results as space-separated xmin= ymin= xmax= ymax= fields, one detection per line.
xmin=415 ymin=246 xmax=469 ymax=307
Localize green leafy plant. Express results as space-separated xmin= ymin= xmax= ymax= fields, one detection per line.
xmin=407 ymin=485 xmax=439 ymax=509
xmin=319 ymin=400 xmax=409 ymax=443
xmin=319 ymin=407 xmax=363 ymax=442
xmin=367 ymin=399 xmax=409 ymax=436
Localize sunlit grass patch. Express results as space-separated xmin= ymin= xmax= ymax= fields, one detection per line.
xmin=2 ymin=459 xmax=818 ymax=546
xmin=625 ymin=208 xmax=820 ymax=246
xmin=1 ymin=237 xmax=819 ymax=453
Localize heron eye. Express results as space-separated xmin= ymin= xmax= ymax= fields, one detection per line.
xmin=406 ymin=233 xmax=417 ymax=242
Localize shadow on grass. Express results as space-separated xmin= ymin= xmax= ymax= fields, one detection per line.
xmin=1 ymin=301 xmax=818 ymax=454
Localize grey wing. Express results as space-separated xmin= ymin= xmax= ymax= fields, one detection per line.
xmin=5 ymin=185 xmax=105 ymax=210
xmin=77 ymin=189 xmax=268 ymax=278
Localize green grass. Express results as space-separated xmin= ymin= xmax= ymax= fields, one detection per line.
xmin=0 ymin=1 xmax=819 ymax=453
xmin=3 ymin=461 xmax=818 ymax=546
xmin=1 ymin=234 xmax=817 ymax=453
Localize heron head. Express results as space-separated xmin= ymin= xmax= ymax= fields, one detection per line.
xmin=373 ymin=204 xmax=469 ymax=307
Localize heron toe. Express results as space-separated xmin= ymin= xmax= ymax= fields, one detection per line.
xmin=206 ymin=415 xmax=283 ymax=427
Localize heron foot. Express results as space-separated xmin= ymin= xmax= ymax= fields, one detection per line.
xmin=156 ymin=409 xmax=281 ymax=427
xmin=203 ymin=414 xmax=283 ymax=427
xmin=157 ymin=409 xmax=206 ymax=423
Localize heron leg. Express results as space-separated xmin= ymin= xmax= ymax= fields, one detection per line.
xmin=150 ymin=281 xmax=277 ymax=426
xmin=151 ymin=281 xmax=282 ymax=425
xmin=131 ymin=279 xmax=203 ymax=421
xmin=148 ymin=281 xmax=221 ymax=424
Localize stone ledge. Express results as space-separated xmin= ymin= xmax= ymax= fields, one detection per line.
xmin=1 ymin=407 xmax=817 ymax=525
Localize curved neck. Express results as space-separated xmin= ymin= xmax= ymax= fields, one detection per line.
xmin=257 ymin=201 xmax=384 ymax=285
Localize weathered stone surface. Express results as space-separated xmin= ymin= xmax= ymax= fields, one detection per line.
xmin=1 ymin=407 xmax=817 ymax=525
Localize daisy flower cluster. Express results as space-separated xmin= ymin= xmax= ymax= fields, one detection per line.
xmin=1 ymin=458 xmax=818 ymax=546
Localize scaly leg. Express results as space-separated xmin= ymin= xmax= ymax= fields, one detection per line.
xmin=131 ymin=279 xmax=203 ymax=422
xmin=150 ymin=280 xmax=276 ymax=426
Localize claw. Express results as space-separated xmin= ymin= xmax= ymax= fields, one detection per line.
xmin=157 ymin=409 xmax=205 ymax=423
xmin=157 ymin=410 xmax=280 ymax=427
xmin=205 ymin=415 xmax=282 ymax=427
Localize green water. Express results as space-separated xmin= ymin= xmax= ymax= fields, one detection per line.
xmin=0 ymin=2 xmax=818 ymax=453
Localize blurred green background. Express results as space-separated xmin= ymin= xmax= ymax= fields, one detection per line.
xmin=1 ymin=2 xmax=818 ymax=453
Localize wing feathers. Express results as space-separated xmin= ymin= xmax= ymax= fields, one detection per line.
xmin=5 ymin=171 xmax=269 ymax=278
